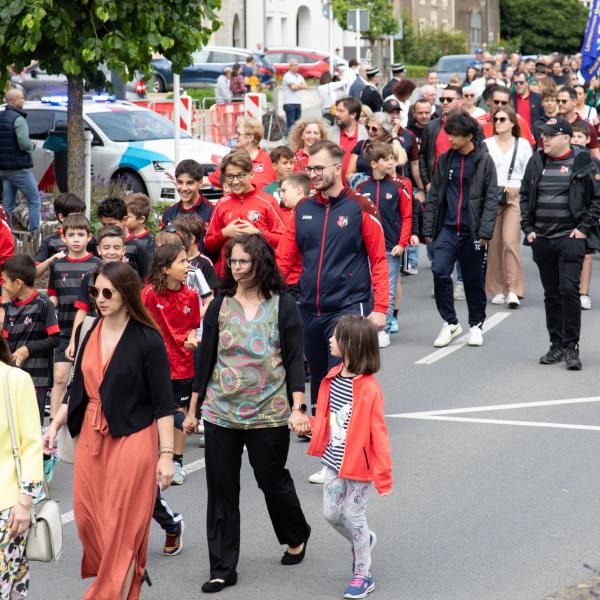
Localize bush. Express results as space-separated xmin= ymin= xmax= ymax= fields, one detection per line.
xmin=406 ymin=65 xmax=429 ymax=78
xmin=167 ymin=87 xmax=273 ymax=108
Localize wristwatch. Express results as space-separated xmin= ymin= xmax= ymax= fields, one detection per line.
xmin=292 ymin=403 xmax=307 ymax=413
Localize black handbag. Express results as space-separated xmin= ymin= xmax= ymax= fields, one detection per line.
xmin=500 ymin=140 xmax=519 ymax=206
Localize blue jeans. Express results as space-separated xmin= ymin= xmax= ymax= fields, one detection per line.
xmin=406 ymin=245 xmax=419 ymax=269
xmin=283 ymin=104 xmax=302 ymax=130
xmin=1 ymin=170 xmax=41 ymax=231
xmin=385 ymin=252 xmax=402 ymax=333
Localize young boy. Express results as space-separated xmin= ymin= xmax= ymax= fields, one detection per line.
xmin=357 ymin=142 xmax=413 ymax=348
xmin=162 ymin=159 xmax=214 ymax=229
xmin=35 ymin=193 xmax=92 ymax=276
xmin=263 ymin=146 xmax=295 ymax=203
xmin=97 ymin=196 xmax=151 ymax=278
xmin=2 ymin=255 xmax=60 ymax=422
xmin=571 ymin=121 xmax=595 ymax=311
xmin=125 ymin=192 xmax=155 ymax=255
xmin=47 ymin=214 xmax=101 ymax=443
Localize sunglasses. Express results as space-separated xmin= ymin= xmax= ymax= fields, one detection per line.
xmin=367 ymin=126 xmax=382 ymax=132
xmin=514 ymin=81 xmax=527 ymax=86
xmin=557 ymin=98 xmax=570 ymax=104
xmin=492 ymin=100 xmax=509 ymax=106
xmin=89 ymin=286 xmax=113 ymax=300
xmin=493 ymin=116 xmax=508 ymax=123
xmin=440 ymin=97 xmax=456 ymax=103
xmin=463 ymin=93 xmax=475 ymax=98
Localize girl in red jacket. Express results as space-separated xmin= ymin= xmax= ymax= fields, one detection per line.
xmin=305 ymin=315 xmax=392 ymax=600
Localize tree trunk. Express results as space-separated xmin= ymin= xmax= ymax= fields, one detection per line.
xmin=67 ymin=76 xmax=85 ymax=197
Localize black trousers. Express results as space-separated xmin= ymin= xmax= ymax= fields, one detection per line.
xmin=532 ymin=235 xmax=586 ymax=347
xmin=204 ymin=421 xmax=310 ymax=581
xmin=153 ymin=484 xmax=182 ymax=534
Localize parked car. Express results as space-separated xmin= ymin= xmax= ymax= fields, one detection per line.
xmin=9 ymin=63 xmax=147 ymax=101
xmin=431 ymin=54 xmax=476 ymax=84
xmin=151 ymin=46 xmax=275 ymax=92
xmin=4 ymin=96 xmax=229 ymax=202
xmin=264 ymin=48 xmax=346 ymax=79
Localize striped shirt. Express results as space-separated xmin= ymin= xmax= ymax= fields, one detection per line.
xmin=322 ymin=374 xmax=355 ymax=473
xmin=534 ymin=152 xmax=576 ymax=238
xmin=2 ymin=291 xmax=59 ymax=386
xmin=48 ymin=254 xmax=101 ymax=340
xmin=34 ymin=230 xmax=97 ymax=264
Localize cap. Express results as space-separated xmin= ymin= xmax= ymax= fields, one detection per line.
xmin=382 ymin=98 xmax=402 ymax=113
xmin=366 ymin=67 xmax=380 ymax=77
xmin=474 ymin=48 xmax=483 ymax=54
xmin=391 ymin=63 xmax=406 ymax=74
xmin=538 ymin=117 xmax=573 ymax=137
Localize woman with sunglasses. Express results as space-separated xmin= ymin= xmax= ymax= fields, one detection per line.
xmin=43 ymin=262 xmax=175 ymax=599
xmin=346 ymin=112 xmax=407 ymax=184
xmin=484 ymin=106 xmax=532 ymax=308
xmin=186 ymin=234 xmax=311 ymax=593
xmin=462 ymin=86 xmax=486 ymax=118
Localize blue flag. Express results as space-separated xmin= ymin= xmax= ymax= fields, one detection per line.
xmin=581 ymin=0 xmax=600 ymax=82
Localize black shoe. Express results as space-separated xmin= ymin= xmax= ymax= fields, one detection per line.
xmin=564 ymin=346 xmax=582 ymax=370
xmin=281 ymin=525 xmax=310 ymax=565
xmin=201 ymin=573 xmax=237 ymax=593
xmin=539 ymin=344 xmax=564 ymax=365
xmin=141 ymin=570 xmax=152 ymax=587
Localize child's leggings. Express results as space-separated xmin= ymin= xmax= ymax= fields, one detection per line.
xmin=322 ymin=466 xmax=372 ymax=576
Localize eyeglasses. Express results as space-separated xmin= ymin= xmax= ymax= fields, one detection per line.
xmin=367 ymin=126 xmax=382 ymax=133
xmin=483 ymin=67 xmax=491 ymax=72
xmin=236 ymin=132 xmax=253 ymax=138
xmin=514 ymin=80 xmax=527 ymax=86
xmin=541 ymin=132 xmax=563 ymax=139
xmin=223 ymin=172 xmax=250 ymax=183
xmin=440 ymin=97 xmax=456 ymax=103
xmin=557 ymin=98 xmax=570 ymax=104
xmin=304 ymin=164 xmax=340 ymax=176
xmin=89 ymin=286 xmax=113 ymax=300
xmin=492 ymin=100 xmax=509 ymax=106
xmin=493 ymin=116 xmax=508 ymax=123
xmin=226 ymin=258 xmax=253 ymax=267
xmin=463 ymin=93 xmax=475 ymax=98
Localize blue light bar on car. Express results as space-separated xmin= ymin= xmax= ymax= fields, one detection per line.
xmin=40 ymin=95 xmax=69 ymax=105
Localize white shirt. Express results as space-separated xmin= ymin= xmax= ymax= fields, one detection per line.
xmin=215 ymin=75 xmax=231 ymax=104
xmin=342 ymin=67 xmax=359 ymax=94
xmin=577 ymin=105 xmax=598 ymax=125
xmin=484 ymin=136 xmax=532 ymax=188
xmin=282 ymin=71 xmax=306 ymax=104
xmin=467 ymin=106 xmax=487 ymax=119
xmin=317 ymin=81 xmax=347 ymax=111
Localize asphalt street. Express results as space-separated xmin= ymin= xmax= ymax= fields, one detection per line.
xmin=28 ymin=247 xmax=600 ymax=600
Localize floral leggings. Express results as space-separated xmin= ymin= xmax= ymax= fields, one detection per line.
xmin=0 ymin=507 xmax=29 ymax=600
xmin=322 ymin=467 xmax=372 ymax=576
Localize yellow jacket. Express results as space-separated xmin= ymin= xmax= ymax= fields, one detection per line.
xmin=0 ymin=363 xmax=44 ymax=512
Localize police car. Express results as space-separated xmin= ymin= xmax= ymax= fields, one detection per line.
xmin=15 ymin=96 xmax=229 ymax=202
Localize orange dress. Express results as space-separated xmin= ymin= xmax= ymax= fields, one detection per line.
xmin=72 ymin=320 xmax=158 ymax=600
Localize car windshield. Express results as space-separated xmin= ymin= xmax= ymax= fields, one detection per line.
xmin=87 ymin=110 xmax=191 ymax=142
xmin=437 ymin=57 xmax=473 ymax=72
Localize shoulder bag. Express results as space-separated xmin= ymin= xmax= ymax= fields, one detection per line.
xmin=500 ymin=139 xmax=519 ymax=206
xmin=4 ymin=367 xmax=63 ymax=561
xmin=57 ymin=315 xmax=97 ymax=463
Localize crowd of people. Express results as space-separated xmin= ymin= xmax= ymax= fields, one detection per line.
xmin=1 ymin=47 xmax=600 ymax=600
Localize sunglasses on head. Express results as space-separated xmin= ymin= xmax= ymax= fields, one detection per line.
xmin=440 ymin=97 xmax=455 ymax=103
xmin=89 ymin=286 xmax=113 ymax=300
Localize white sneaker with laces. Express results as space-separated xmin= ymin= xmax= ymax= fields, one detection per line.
xmin=378 ymin=331 xmax=391 ymax=348
xmin=491 ymin=293 xmax=506 ymax=305
xmin=453 ymin=281 xmax=465 ymax=300
xmin=172 ymin=461 xmax=186 ymax=485
xmin=309 ymin=466 xmax=327 ymax=484
xmin=433 ymin=322 xmax=463 ymax=347
xmin=468 ymin=325 xmax=484 ymax=346
xmin=506 ymin=292 xmax=520 ymax=308
xmin=581 ymin=294 xmax=592 ymax=310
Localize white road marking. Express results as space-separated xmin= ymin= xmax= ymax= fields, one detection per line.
xmin=387 ymin=396 xmax=600 ymax=432
xmin=59 ymin=457 xmax=206 ymax=525
xmin=414 ymin=312 xmax=512 ymax=365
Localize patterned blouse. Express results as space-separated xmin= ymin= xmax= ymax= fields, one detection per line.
xmin=202 ymin=295 xmax=290 ymax=429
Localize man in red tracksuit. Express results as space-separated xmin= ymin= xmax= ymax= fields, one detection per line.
xmin=357 ymin=142 xmax=414 ymax=348
xmin=204 ymin=149 xmax=285 ymax=278
xmin=276 ymin=141 xmax=389 ymax=412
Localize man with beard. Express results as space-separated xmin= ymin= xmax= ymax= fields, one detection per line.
xmin=329 ymin=96 xmax=368 ymax=180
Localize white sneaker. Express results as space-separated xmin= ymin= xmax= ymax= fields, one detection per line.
xmin=506 ymin=292 xmax=520 ymax=308
xmin=433 ymin=322 xmax=463 ymax=347
xmin=453 ymin=281 xmax=465 ymax=300
xmin=378 ymin=331 xmax=391 ymax=348
xmin=491 ymin=293 xmax=506 ymax=305
xmin=468 ymin=325 xmax=484 ymax=346
xmin=581 ymin=294 xmax=592 ymax=310
xmin=309 ymin=466 xmax=327 ymax=484
xmin=172 ymin=461 xmax=186 ymax=485
xmin=406 ymin=266 xmax=418 ymax=275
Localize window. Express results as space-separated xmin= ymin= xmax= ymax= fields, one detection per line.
xmin=431 ymin=0 xmax=438 ymax=6
xmin=441 ymin=0 xmax=448 ymax=8
xmin=470 ymin=12 xmax=482 ymax=46
xmin=431 ymin=10 xmax=438 ymax=29
xmin=209 ymin=51 xmax=236 ymax=64
xmin=287 ymin=53 xmax=313 ymax=64
xmin=441 ymin=19 xmax=449 ymax=31
xmin=419 ymin=18 xmax=427 ymax=33
xmin=266 ymin=52 xmax=286 ymax=63
xmin=24 ymin=110 xmax=55 ymax=139
xmin=192 ymin=50 xmax=209 ymax=64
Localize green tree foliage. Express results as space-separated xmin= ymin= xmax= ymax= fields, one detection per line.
xmin=331 ymin=0 xmax=399 ymax=41
xmin=0 ymin=0 xmax=222 ymax=196
xmin=501 ymin=0 xmax=588 ymax=55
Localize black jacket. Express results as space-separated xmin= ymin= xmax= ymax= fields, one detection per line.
xmin=65 ymin=318 xmax=174 ymax=438
xmin=192 ymin=293 xmax=305 ymax=415
xmin=360 ymin=85 xmax=383 ymax=113
xmin=0 ymin=106 xmax=33 ymax=170
xmin=511 ymin=90 xmax=543 ymax=125
xmin=520 ymin=147 xmax=600 ymax=250
xmin=423 ymin=143 xmax=501 ymax=240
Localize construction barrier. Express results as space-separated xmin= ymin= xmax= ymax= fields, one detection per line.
xmin=209 ymin=101 xmax=245 ymax=145
xmin=132 ymin=95 xmax=195 ymax=133
xmin=244 ymin=93 xmax=266 ymax=123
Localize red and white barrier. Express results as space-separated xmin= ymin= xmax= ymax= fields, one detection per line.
xmin=132 ymin=95 xmax=194 ymax=133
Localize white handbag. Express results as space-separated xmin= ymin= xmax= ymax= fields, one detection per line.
xmin=4 ymin=368 xmax=63 ymax=562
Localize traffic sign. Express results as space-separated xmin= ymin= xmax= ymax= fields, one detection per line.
xmin=322 ymin=2 xmax=332 ymax=20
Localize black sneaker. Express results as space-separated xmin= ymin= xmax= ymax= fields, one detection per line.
xmin=539 ymin=345 xmax=564 ymax=365
xmin=564 ymin=347 xmax=582 ymax=371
